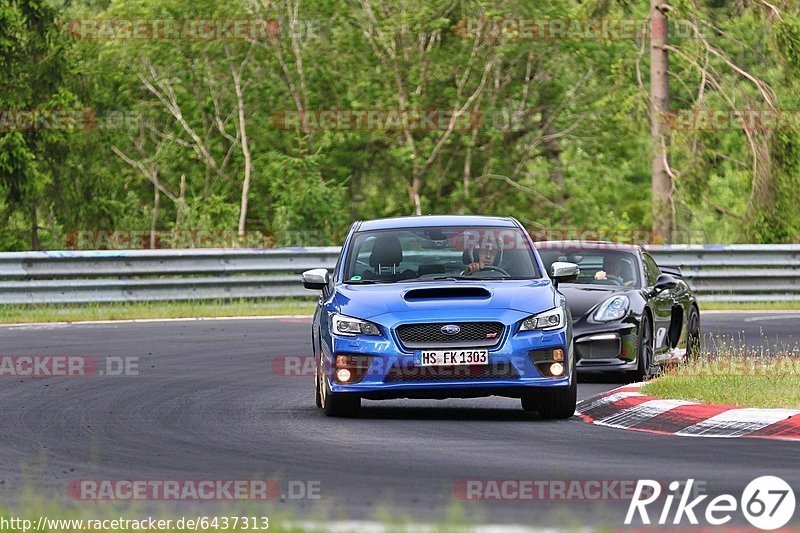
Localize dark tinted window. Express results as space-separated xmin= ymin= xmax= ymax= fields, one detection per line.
xmin=538 ymin=249 xmax=640 ymax=287
xmin=642 ymin=253 xmax=661 ymax=286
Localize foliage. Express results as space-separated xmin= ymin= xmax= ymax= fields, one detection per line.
xmin=0 ymin=0 xmax=799 ymax=250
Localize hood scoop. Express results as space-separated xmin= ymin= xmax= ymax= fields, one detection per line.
xmin=404 ymin=287 xmax=491 ymax=301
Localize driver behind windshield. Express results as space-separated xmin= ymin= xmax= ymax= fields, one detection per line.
xmin=463 ymin=243 xmax=499 ymax=274
xmin=594 ymin=255 xmax=631 ymax=284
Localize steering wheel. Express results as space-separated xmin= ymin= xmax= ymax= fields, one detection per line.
xmin=461 ymin=265 xmax=511 ymax=277
xmin=594 ymin=276 xmax=625 ymax=286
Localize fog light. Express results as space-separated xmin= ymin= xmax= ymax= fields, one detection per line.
xmin=336 ymin=368 xmax=352 ymax=382
xmin=553 ymin=349 xmax=564 ymax=362
xmin=549 ymin=362 xmax=565 ymax=376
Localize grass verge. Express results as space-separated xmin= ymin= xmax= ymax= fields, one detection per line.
xmin=0 ymin=299 xmax=315 ymax=324
xmin=700 ymin=301 xmax=800 ymax=311
xmin=0 ymin=298 xmax=797 ymax=325
xmin=641 ymin=354 xmax=800 ymax=409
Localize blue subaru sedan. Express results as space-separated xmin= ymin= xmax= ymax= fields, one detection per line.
xmin=302 ymin=215 xmax=580 ymax=418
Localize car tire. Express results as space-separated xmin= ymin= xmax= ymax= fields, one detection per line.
xmin=685 ymin=307 xmax=701 ymax=360
xmin=630 ymin=314 xmax=655 ymax=382
xmin=320 ymin=364 xmax=360 ymax=417
xmin=520 ymin=374 xmax=577 ymax=420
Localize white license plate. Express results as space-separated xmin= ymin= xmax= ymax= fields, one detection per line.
xmin=418 ymin=349 xmax=489 ymax=367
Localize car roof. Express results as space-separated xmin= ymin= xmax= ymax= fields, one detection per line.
xmin=533 ymin=240 xmax=643 ymax=252
xmin=356 ymin=215 xmax=518 ymax=231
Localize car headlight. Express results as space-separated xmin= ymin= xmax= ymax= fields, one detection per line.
xmin=593 ymin=295 xmax=630 ymax=322
xmin=520 ymin=307 xmax=565 ymax=331
xmin=331 ymin=314 xmax=381 ymax=336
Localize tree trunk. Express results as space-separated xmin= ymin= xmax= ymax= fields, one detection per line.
xmin=462 ymin=125 xmax=479 ymax=210
xmin=150 ymin=183 xmax=160 ymax=250
xmin=176 ymin=174 xmax=186 ymax=227
xmin=410 ymin=171 xmax=422 ymax=216
xmin=351 ymin=166 xmax=361 ymax=221
xmin=232 ymin=63 xmax=252 ymax=239
xmin=650 ymin=0 xmax=672 ymax=243
xmin=463 ymin=144 xmax=472 ymax=204
xmin=30 ymin=203 xmax=40 ymax=251
xmin=237 ymin=130 xmax=252 ymax=239
xmin=541 ymin=111 xmax=566 ymax=204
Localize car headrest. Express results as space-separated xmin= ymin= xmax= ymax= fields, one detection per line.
xmin=369 ymin=236 xmax=403 ymax=268
xmin=620 ymin=260 xmax=635 ymax=281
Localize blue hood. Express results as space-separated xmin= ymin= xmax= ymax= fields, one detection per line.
xmin=331 ymin=279 xmax=557 ymax=320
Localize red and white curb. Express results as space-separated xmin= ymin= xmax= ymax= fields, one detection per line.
xmin=577 ymin=382 xmax=800 ymax=441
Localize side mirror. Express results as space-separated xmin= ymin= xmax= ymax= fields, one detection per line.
xmin=551 ymin=261 xmax=580 ymax=284
xmin=301 ymin=268 xmax=330 ymax=291
xmin=652 ymin=273 xmax=678 ymax=295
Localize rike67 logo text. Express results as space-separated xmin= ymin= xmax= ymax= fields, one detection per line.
xmin=626 ymin=477 xmax=795 ymax=530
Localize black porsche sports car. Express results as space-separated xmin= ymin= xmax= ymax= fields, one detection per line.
xmin=535 ymin=241 xmax=701 ymax=379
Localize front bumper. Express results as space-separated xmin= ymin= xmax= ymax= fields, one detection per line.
xmin=323 ymin=310 xmax=573 ymax=398
xmin=573 ymin=320 xmax=640 ymax=372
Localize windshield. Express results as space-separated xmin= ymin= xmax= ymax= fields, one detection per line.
xmin=538 ymin=249 xmax=641 ymax=287
xmin=343 ymin=226 xmax=540 ymax=282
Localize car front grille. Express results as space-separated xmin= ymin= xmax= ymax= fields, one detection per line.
xmin=395 ymin=321 xmax=504 ymax=349
xmin=575 ymin=337 xmax=621 ymax=360
xmin=384 ymin=361 xmax=519 ymax=382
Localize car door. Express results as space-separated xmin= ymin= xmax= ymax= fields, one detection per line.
xmin=642 ymin=252 xmax=674 ymax=357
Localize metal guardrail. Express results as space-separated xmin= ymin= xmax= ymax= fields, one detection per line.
xmin=647 ymin=245 xmax=800 ymax=302
xmin=0 ymin=245 xmax=797 ymax=304
xmin=0 ymin=248 xmax=340 ymax=304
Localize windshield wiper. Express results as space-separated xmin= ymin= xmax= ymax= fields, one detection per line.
xmin=346 ymin=275 xmax=511 ymax=284
xmin=429 ymin=275 xmax=492 ymax=281
xmin=432 ymin=275 xmax=516 ymax=281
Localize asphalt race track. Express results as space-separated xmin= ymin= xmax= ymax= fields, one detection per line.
xmin=0 ymin=311 xmax=798 ymax=528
